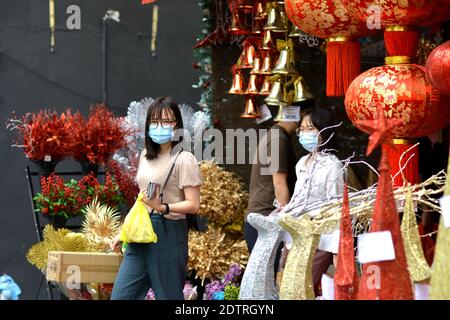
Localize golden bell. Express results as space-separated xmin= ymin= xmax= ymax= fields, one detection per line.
xmin=288 ymin=24 xmax=302 ymax=38
xmin=250 ymin=56 xmax=262 ymax=74
xmin=228 ymin=12 xmax=249 ymax=36
xmin=293 ymin=76 xmax=314 ymax=102
xmin=273 ymin=105 xmax=287 ymax=121
xmin=264 ymin=77 xmax=286 ymax=106
xmin=237 ymin=43 xmax=256 ymax=69
xmin=252 ymin=18 xmax=264 ymax=35
xmin=254 ymin=1 xmax=266 ymax=20
xmin=261 ymin=30 xmax=275 ymax=51
xmin=238 ymin=0 xmax=255 ymax=13
xmin=228 ymin=71 xmax=245 ymax=94
xmin=245 ymin=74 xmax=260 ymax=95
xmin=260 ymin=54 xmax=273 ymax=74
xmin=259 ymin=76 xmax=272 ymax=95
xmin=241 ymin=97 xmax=260 ymax=119
xmin=272 ymin=48 xmax=298 ymax=74
xmin=264 ymin=6 xmax=287 ymax=33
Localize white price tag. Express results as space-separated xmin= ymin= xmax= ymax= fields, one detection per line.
xmin=255 ymin=104 xmax=272 ymax=124
xmin=357 ymin=231 xmax=395 ymax=264
xmin=439 ymin=195 xmax=450 ymax=228
xmin=44 ymin=155 xmax=52 ymax=162
xmin=279 ymin=106 xmax=300 ymax=122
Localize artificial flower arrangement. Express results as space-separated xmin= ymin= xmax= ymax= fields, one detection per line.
xmin=205 ymin=263 xmax=243 ymax=300
xmin=7 ymin=105 xmax=130 ymax=167
xmin=73 ymin=104 xmax=130 ymax=165
xmin=33 ymin=173 xmax=124 ymax=219
xmin=6 ymin=109 xmax=76 ymax=161
xmin=106 ymin=160 xmax=140 ymax=209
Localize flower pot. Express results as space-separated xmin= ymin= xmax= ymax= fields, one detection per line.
xmin=30 ymin=159 xmax=59 ymax=177
xmin=77 ymin=160 xmax=100 ymax=177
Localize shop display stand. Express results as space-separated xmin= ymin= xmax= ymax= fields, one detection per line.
xmin=25 ymin=166 xmax=105 ymax=300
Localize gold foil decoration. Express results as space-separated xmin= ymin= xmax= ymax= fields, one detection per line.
xmin=278 ymin=214 xmax=320 ymax=300
xmin=385 ymin=55 xmax=411 ymax=65
xmin=26 ymin=225 xmax=90 ymax=270
xmin=49 ymin=0 xmax=55 ymax=53
xmin=430 ymin=159 xmax=450 ymax=299
xmin=400 ymin=184 xmax=432 ymax=282
xmin=198 ymin=161 xmax=249 ymax=227
xmin=187 ymin=227 xmax=248 ymax=284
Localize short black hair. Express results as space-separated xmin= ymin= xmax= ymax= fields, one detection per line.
xmin=144 ymin=96 xmax=184 ymax=160
xmin=302 ymin=107 xmax=338 ymax=153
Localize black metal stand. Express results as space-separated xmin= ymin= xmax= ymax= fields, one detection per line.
xmin=25 ymin=166 xmax=105 ymax=300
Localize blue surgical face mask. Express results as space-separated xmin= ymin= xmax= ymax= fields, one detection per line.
xmin=298 ymin=132 xmax=318 ymax=153
xmin=148 ymin=126 xmax=174 ymax=144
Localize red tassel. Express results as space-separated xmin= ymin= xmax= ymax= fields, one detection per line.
xmin=384 ymin=30 xmax=419 ymax=57
xmin=358 ymin=145 xmax=414 ymax=300
xmin=326 ymin=40 xmax=360 ymax=97
xmin=386 ymin=141 xmax=419 ymax=188
xmin=335 ymin=183 xmax=359 ymax=300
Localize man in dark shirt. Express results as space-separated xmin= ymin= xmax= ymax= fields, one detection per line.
xmin=245 ymin=120 xmax=298 ymax=253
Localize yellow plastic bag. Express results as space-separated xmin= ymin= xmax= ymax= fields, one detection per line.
xmin=119 ymin=193 xmax=158 ymax=243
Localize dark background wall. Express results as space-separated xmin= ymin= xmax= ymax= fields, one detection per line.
xmin=0 ymin=0 xmax=202 ymax=299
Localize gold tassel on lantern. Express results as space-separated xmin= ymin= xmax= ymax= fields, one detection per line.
xmin=278 ymin=215 xmax=320 ymax=300
xmin=400 ymin=184 xmax=432 ymax=282
xmin=430 ymin=159 xmax=450 ymax=299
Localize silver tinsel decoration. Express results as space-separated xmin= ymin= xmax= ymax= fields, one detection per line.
xmin=239 ymin=213 xmax=284 ymax=300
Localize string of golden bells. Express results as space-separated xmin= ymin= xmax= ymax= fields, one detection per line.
xmin=227 ymin=1 xmax=314 ymax=120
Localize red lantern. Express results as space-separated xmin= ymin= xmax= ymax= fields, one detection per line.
xmin=345 ymin=63 xmax=450 ymax=186
xmin=349 ymin=1 xmax=439 ymax=58
xmin=426 ymin=40 xmax=450 ymax=97
xmin=284 ymin=0 xmax=372 ymax=97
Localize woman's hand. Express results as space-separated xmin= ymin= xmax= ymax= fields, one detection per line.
xmin=110 ymin=234 xmax=122 ymax=253
xmin=141 ymin=191 xmax=164 ymax=212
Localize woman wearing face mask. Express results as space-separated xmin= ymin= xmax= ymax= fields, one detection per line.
xmin=281 ymin=107 xmax=344 ymax=298
xmin=110 ymin=97 xmax=202 ymax=300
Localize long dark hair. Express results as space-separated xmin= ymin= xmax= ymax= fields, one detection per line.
xmin=144 ymin=96 xmax=184 ymax=160
xmin=302 ymin=107 xmax=338 ymax=153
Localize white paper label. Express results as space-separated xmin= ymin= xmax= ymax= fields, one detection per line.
xmin=255 ymin=104 xmax=272 ymax=124
xmin=318 ymin=230 xmax=340 ymax=254
xmin=439 ymin=195 xmax=450 ymax=228
xmin=321 ymin=274 xmax=335 ymax=300
xmin=357 ymin=231 xmax=396 ymax=264
xmin=44 ymin=155 xmax=52 ymax=162
xmin=279 ymin=106 xmax=300 ymax=122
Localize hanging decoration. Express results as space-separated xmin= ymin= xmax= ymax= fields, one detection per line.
xmin=284 ymin=0 xmax=373 ymax=96
xmin=345 ymin=64 xmax=450 ymax=186
xmin=49 ymin=0 xmax=55 ymax=53
xmin=425 ymin=40 xmax=450 ymax=96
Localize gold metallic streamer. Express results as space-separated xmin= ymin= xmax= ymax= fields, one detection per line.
xmin=49 ymin=0 xmax=55 ymax=53
xmin=401 ymin=184 xmax=432 ymax=282
xmin=430 ymin=159 xmax=450 ymax=299
xmin=150 ymin=5 xmax=159 ymax=56
xmin=278 ymin=214 xmax=320 ymax=300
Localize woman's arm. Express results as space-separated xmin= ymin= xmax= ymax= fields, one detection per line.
xmin=142 ymin=186 xmax=200 ymax=214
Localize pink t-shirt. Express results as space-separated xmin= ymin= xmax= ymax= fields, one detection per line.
xmin=136 ymin=149 xmax=202 ymax=220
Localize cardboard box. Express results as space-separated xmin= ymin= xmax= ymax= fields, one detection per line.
xmin=46 ymin=251 xmax=123 ymax=284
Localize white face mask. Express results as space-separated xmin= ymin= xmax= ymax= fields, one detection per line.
xmin=298 ymin=132 xmax=318 ymax=153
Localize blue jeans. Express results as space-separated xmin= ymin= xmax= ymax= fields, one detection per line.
xmin=111 ymin=215 xmax=188 ymax=300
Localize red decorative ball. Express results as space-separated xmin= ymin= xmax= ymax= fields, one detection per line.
xmin=426 ymin=41 xmax=450 ymax=97
xmin=345 ymin=63 xmax=450 ymax=138
xmin=284 ymin=0 xmax=368 ymax=39
xmin=348 ymin=0 xmax=436 ymax=28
